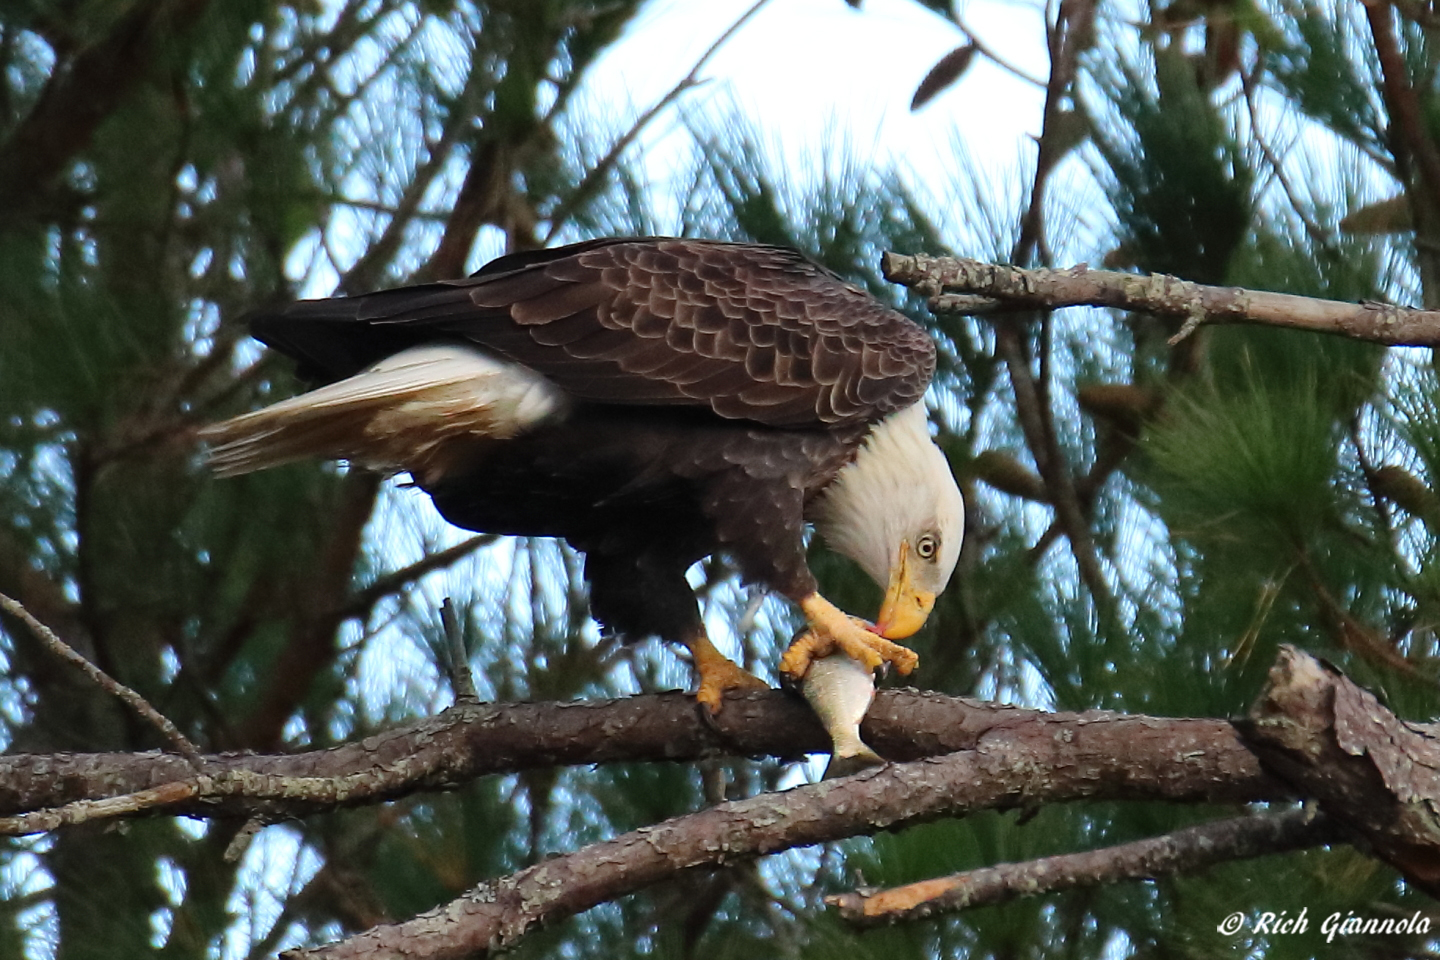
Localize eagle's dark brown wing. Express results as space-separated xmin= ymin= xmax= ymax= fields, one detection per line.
xmin=251 ymin=237 xmax=935 ymax=428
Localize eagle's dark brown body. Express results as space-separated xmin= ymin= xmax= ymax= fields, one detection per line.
xmin=241 ymin=237 xmax=934 ymax=650
xmin=424 ymin=405 xmax=866 ymax=643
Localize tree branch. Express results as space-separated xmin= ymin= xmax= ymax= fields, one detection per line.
xmin=6 ymin=642 xmax=1427 ymax=958
xmin=1239 ymin=645 xmax=1440 ymax=896
xmin=0 ymin=591 xmax=201 ymax=764
xmin=277 ymin=648 xmax=1436 ymax=960
xmin=883 ymin=253 xmax=1440 ymax=346
xmin=337 ymin=61 xmax=487 ymax=295
xmin=827 ymin=808 xmax=1339 ymax=926
xmin=1364 ymin=1 xmax=1440 ymax=284
xmin=951 ymin=10 xmax=1045 ymax=88
xmin=996 ymin=325 xmax=1116 ymax=613
xmin=279 ymin=714 xmax=1277 ymax=960
xmin=1012 ymin=0 xmax=1096 ymax=265
xmin=542 ymin=0 xmax=774 ymax=243
xmin=330 ymin=534 xmax=497 ymax=625
xmin=0 ymin=0 xmax=210 ymax=219
xmin=438 ymin=598 xmax=478 ymax=704
xmin=0 ymin=687 xmax=1281 ymax=827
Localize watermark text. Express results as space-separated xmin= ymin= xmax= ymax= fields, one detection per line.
xmin=1217 ymin=908 xmax=1432 ymax=943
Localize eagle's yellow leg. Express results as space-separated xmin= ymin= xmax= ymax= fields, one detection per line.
xmin=779 ymin=594 xmax=920 ymax=682
xmin=683 ymin=631 xmax=769 ymax=713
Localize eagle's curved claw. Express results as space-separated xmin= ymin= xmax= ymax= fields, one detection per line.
xmin=779 ymin=594 xmax=920 ymax=682
xmin=683 ymin=631 xmax=769 ymax=714
xmin=694 ymin=657 xmax=769 ymax=713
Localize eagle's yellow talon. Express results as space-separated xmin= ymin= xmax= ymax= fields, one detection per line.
xmin=694 ymin=659 xmax=768 ymax=713
xmin=778 ymin=630 xmax=831 ymax=679
xmin=685 ymin=632 xmax=768 ymax=714
xmin=782 ymin=594 xmax=920 ymax=682
xmin=863 ymin=633 xmax=918 ymax=675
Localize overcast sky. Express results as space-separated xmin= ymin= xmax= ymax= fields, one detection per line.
xmin=575 ymin=0 xmax=1050 ymax=221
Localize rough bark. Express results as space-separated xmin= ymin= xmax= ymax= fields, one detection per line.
xmin=273 ymin=649 xmax=1429 ymax=960
xmin=3 ymin=636 xmax=1431 ymax=958
xmin=1239 ymin=645 xmax=1440 ymax=896
xmin=827 ymin=808 xmax=1339 ymax=925
xmin=0 ymin=687 xmax=1280 ymax=830
xmin=882 ymin=253 xmax=1440 ymax=346
xmin=279 ymin=717 xmax=1274 ymax=960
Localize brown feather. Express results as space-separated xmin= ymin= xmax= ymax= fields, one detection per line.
xmin=250 ymin=238 xmax=936 ymax=430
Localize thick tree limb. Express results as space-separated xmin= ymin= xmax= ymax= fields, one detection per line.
xmin=3 ymin=641 xmax=1427 ymax=957
xmin=0 ymin=688 xmax=1281 ymax=829
xmin=882 ymin=253 xmax=1440 ymax=346
xmin=1239 ymin=645 xmax=1440 ymax=896
xmin=280 ymin=717 xmax=1278 ymax=960
xmin=274 ymin=649 xmax=1435 ymax=960
xmin=826 ymin=808 xmax=1339 ymax=926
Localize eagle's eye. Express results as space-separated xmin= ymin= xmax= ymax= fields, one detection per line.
xmin=916 ymin=534 xmax=938 ymax=560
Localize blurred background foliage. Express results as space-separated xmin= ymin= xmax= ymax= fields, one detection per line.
xmin=0 ymin=0 xmax=1436 ymax=957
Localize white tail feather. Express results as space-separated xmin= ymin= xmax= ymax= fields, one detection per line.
xmin=201 ymin=346 xmax=566 ymax=481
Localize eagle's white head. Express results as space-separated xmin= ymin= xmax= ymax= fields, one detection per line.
xmin=812 ymin=402 xmax=964 ymax=639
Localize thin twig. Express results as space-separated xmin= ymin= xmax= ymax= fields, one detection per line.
xmin=338 ymin=56 xmax=485 ymax=295
xmin=0 ymin=765 xmax=410 ymax=837
xmin=543 ymin=0 xmax=774 ymax=243
xmin=1239 ymin=60 xmax=1334 ymax=253
xmin=953 ymin=11 xmax=1046 ymax=88
xmin=324 ymin=195 xmax=449 ymax=221
xmin=331 ymin=534 xmax=497 ymax=623
xmin=994 ymin=0 xmax=1113 ymax=615
xmin=439 ymin=598 xmax=479 ymax=703
xmin=827 ymin=808 xmax=1338 ymax=926
xmin=1297 ymin=553 xmax=1432 ymax=682
xmin=1349 ymin=410 xmax=1396 ymax=551
xmin=996 ymin=326 xmax=1116 ymax=613
xmin=0 ymin=780 xmax=203 ymax=836
xmin=0 ymin=591 xmax=202 ymax=765
xmin=224 ymin=817 xmax=267 ymax=863
xmin=1012 ymin=0 xmax=1096 ymax=265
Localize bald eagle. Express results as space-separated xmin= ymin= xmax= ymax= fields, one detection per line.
xmin=202 ymin=238 xmax=964 ymax=710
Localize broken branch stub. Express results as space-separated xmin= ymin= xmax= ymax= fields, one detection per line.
xmin=1240 ymin=645 xmax=1440 ymax=896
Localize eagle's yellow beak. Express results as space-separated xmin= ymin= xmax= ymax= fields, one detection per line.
xmin=873 ymin=540 xmax=937 ymax=640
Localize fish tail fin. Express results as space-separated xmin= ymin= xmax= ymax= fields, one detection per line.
xmin=823 ymin=743 xmax=886 ymax=780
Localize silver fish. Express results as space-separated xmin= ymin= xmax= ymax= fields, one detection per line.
xmin=802 ymin=651 xmax=886 ymax=778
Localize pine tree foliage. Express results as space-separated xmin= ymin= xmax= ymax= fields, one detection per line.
xmin=0 ymin=1 xmax=1437 ymax=958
